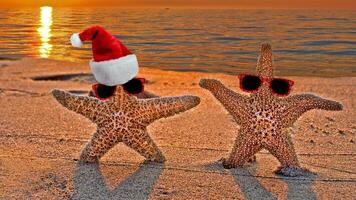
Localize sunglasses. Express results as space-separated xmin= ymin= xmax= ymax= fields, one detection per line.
xmin=238 ymin=74 xmax=294 ymax=96
xmin=92 ymin=78 xmax=145 ymax=100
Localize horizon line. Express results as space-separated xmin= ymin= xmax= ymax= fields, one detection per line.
xmin=0 ymin=5 xmax=356 ymax=10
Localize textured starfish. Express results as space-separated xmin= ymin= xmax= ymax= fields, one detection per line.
xmin=52 ymin=86 xmax=200 ymax=163
xmin=199 ymin=43 xmax=343 ymax=176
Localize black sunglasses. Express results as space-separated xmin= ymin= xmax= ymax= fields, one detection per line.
xmin=92 ymin=78 xmax=145 ymax=100
xmin=238 ymin=74 xmax=294 ymax=96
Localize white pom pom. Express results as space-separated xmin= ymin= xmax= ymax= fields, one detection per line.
xmin=70 ymin=33 xmax=83 ymax=47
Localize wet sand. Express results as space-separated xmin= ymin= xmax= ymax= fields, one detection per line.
xmin=0 ymin=58 xmax=355 ymax=199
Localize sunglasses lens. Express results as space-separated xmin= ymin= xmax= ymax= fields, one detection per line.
xmin=270 ymin=79 xmax=290 ymax=95
xmin=123 ymin=78 xmax=144 ymax=94
xmin=241 ymin=75 xmax=262 ymax=91
xmin=96 ymin=84 xmax=116 ymax=99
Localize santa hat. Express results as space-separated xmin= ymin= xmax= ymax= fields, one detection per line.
xmin=70 ymin=25 xmax=139 ymax=86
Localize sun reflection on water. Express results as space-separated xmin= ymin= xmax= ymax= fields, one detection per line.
xmin=37 ymin=6 xmax=53 ymax=58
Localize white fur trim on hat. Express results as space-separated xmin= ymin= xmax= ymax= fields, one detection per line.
xmin=70 ymin=33 xmax=83 ymax=47
xmin=90 ymin=54 xmax=139 ymax=86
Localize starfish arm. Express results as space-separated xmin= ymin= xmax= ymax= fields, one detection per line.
xmin=281 ymin=93 xmax=343 ymax=126
xmin=223 ymin=128 xmax=262 ymax=168
xmin=122 ymin=128 xmax=165 ymax=162
xmin=80 ymin=129 xmax=119 ymax=162
xmin=52 ymin=89 xmax=103 ymax=122
xmin=264 ymin=131 xmax=300 ymax=168
xmin=88 ymin=90 xmax=95 ymax=97
xmin=199 ymin=78 xmax=249 ymax=123
xmin=112 ymin=86 xmax=138 ymax=106
xmin=136 ymin=95 xmax=200 ymax=124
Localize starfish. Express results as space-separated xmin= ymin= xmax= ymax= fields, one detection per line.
xmin=52 ymin=86 xmax=200 ymax=163
xmin=199 ymin=43 xmax=343 ymax=176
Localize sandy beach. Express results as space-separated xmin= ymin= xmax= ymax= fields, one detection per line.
xmin=0 ymin=57 xmax=355 ymax=199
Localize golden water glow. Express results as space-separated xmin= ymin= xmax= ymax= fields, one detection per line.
xmin=0 ymin=0 xmax=355 ymax=9
xmin=37 ymin=6 xmax=53 ymax=58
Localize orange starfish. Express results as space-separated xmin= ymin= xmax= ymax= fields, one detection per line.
xmin=52 ymin=86 xmax=200 ymax=163
xmin=199 ymin=43 xmax=343 ymax=176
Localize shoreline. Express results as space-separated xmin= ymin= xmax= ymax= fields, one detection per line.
xmin=1 ymin=56 xmax=355 ymax=78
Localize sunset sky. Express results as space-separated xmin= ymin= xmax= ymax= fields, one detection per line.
xmin=1 ymin=0 xmax=355 ymax=9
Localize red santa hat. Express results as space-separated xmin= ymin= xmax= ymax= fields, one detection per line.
xmin=70 ymin=25 xmax=139 ymax=86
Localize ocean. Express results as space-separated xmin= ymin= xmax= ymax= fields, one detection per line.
xmin=0 ymin=7 xmax=355 ymax=76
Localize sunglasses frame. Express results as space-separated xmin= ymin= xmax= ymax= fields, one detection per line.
xmin=238 ymin=74 xmax=294 ymax=96
xmin=91 ymin=77 xmax=146 ymax=100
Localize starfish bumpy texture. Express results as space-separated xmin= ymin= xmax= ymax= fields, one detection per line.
xmin=52 ymin=86 xmax=200 ymax=163
xmin=199 ymin=43 xmax=343 ymax=176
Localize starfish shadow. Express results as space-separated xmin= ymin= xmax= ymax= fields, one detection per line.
xmin=204 ymin=160 xmax=277 ymax=200
xmin=72 ymin=161 xmax=164 ymax=200
xmin=278 ymin=174 xmax=317 ymax=200
xmin=204 ymin=160 xmax=317 ymax=200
